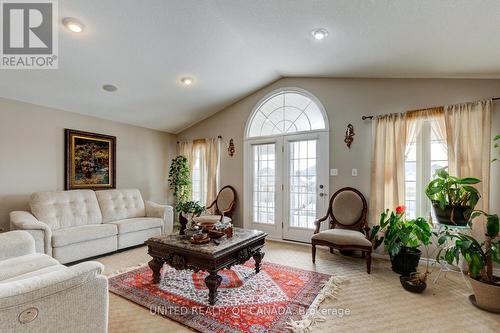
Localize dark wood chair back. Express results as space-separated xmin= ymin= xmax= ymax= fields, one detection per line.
xmin=210 ymin=185 xmax=236 ymax=218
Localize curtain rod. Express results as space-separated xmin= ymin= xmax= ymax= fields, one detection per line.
xmin=361 ymin=97 xmax=500 ymax=120
xmin=177 ymin=135 xmax=222 ymax=144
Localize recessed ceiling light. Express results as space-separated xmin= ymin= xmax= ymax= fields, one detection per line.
xmin=180 ymin=77 xmax=194 ymax=86
xmin=63 ymin=17 xmax=84 ymax=33
xmin=102 ymin=84 xmax=117 ymax=92
xmin=311 ymin=28 xmax=328 ymax=40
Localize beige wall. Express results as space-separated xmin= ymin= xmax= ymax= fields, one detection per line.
xmin=178 ymin=78 xmax=500 ymax=227
xmin=0 ymin=98 xmax=177 ymax=231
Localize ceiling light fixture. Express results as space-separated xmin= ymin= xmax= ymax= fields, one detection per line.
xmin=63 ymin=17 xmax=84 ymax=33
xmin=311 ymin=28 xmax=328 ymax=40
xmin=102 ymin=84 xmax=117 ymax=92
xmin=180 ymin=77 xmax=193 ymax=86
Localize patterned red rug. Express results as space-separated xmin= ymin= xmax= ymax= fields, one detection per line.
xmin=109 ymin=260 xmax=340 ymax=333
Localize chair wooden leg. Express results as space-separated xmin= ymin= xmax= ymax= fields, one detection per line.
xmin=312 ymin=244 xmax=316 ymax=263
xmin=329 ymin=247 xmax=333 ymax=254
xmin=366 ymin=251 xmax=372 ymax=274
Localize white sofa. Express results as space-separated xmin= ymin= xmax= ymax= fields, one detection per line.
xmin=10 ymin=189 xmax=173 ymax=264
xmin=0 ymin=231 xmax=108 ymax=333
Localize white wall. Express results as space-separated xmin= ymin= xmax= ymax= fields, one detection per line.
xmin=0 ymin=98 xmax=177 ymax=231
xmin=178 ymin=78 xmax=500 ymax=227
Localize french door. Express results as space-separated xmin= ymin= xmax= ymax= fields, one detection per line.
xmin=246 ymin=132 xmax=329 ymax=242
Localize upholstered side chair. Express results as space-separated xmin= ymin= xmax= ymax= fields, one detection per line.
xmin=311 ymin=187 xmax=373 ymax=273
xmin=194 ymin=185 xmax=237 ymax=224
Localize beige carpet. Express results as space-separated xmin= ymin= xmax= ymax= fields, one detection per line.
xmin=95 ymin=241 xmax=500 ymax=333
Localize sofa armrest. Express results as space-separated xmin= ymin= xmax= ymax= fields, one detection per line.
xmin=0 ymin=231 xmax=36 ymax=261
xmin=145 ymin=201 xmax=174 ymax=234
xmin=9 ymin=211 xmax=52 ymax=256
xmin=0 ymin=261 xmax=106 ymax=309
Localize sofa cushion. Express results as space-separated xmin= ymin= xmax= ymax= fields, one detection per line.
xmin=30 ymin=190 xmax=102 ymax=230
xmin=0 ymin=253 xmax=59 ymax=282
xmin=109 ymin=217 xmax=162 ymax=234
xmin=1 ymin=264 xmax=70 ymax=283
xmin=312 ymin=229 xmax=371 ymax=247
xmin=52 ymin=224 xmax=117 ymax=247
xmin=96 ymin=189 xmax=146 ymax=222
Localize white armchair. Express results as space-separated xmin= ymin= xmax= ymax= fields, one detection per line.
xmin=0 ymin=231 xmax=108 ymax=333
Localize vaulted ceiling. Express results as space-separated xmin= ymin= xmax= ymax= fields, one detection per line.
xmin=1 ymin=0 xmax=500 ymax=133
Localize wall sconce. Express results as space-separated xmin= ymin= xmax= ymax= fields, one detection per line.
xmin=227 ymin=139 xmax=235 ymax=157
xmin=344 ymin=124 xmax=354 ymax=149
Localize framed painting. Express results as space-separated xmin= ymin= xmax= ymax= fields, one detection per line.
xmin=65 ymin=129 xmax=116 ymax=190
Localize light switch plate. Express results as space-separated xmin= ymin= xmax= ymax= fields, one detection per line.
xmin=330 ymin=168 xmax=338 ymax=176
xmin=352 ymin=168 xmax=358 ymax=176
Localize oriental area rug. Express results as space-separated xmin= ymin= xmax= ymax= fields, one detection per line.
xmin=108 ymin=260 xmax=343 ymax=333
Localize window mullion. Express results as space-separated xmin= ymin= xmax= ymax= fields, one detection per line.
xmin=419 ymin=122 xmax=431 ymax=219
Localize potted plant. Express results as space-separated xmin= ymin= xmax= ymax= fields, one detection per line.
xmin=176 ymin=201 xmax=205 ymax=237
xmin=425 ymin=167 xmax=481 ymax=226
xmin=436 ymin=135 xmax=500 ymax=311
xmin=437 ymin=211 xmax=499 ymax=312
xmin=371 ymin=206 xmax=432 ymax=276
xmin=168 ymin=156 xmax=191 ymax=233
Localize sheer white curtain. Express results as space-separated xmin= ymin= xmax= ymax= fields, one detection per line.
xmin=444 ymin=100 xmax=492 ymax=238
xmin=178 ymin=138 xmax=220 ymax=207
xmin=370 ymin=108 xmax=446 ymax=225
xmin=370 ymin=113 xmax=408 ymax=225
xmin=204 ymin=137 xmax=220 ymax=206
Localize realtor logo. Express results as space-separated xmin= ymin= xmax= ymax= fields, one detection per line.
xmin=1 ymin=0 xmax=58 ymax=69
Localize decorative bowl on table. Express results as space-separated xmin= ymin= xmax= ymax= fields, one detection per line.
xmin=190 ymin=233 xmax=210 ymax=244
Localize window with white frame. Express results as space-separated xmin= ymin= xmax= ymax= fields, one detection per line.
xmin=405 ymin=121 xmax=448 ymax=220
xmin=191 ymin=146 xmax=206 ymax=204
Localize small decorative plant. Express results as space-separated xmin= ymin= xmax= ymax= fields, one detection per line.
xmin=371 ymin=206 xmax=433 ymax=277
xmin=176 ymin=201 xmax=205 ymax=230
xmin=425 ymin=167 xmax=481 ymax=225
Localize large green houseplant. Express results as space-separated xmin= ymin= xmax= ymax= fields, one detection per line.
xmin=371 ymin=206 xmax=432 ymax=276
xmin=168 ymin=156 xmax=191 ymax=232
xmin=425 ymin=167 xmax=481 ymax=226
xmin=436 ymin=134 xmax=500 ymax=311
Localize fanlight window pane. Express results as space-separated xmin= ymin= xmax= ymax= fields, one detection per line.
xmin=248 ymin=91 xmax=326 ymax=138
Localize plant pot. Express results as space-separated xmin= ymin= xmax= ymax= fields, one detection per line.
xmin=399 ymin=275 xmax=427 ymax=293
xmin=390 ymin=247 xmax=421 ymax=276
xmin=432 ymin=204 xmax=470 ymax=226
xmin=469 ymin=276 xmax=500 ymax=313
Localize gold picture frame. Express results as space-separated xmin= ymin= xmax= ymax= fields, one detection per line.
xmin=65 ymin=129 xmax=116 ymax=190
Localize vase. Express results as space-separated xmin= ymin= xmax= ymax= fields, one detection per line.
xmin=179 ymin=212 xmax=188 ymax=235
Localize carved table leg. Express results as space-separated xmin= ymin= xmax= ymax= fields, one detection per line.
xmin=148 ymin=257 xmax=164 ymax=283
xmin=253 ymin=250 xmax=265 ymax=274
xmin=204 ymin=270 xmax=222 ymax=305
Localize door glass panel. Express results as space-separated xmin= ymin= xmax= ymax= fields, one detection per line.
xmin=289 ymin=140 xmax=317 ymax=229
xmin=253 ymin=144 xmax=276 ymax=224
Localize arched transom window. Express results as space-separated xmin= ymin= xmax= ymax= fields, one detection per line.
xmin=247 ymin=90 xmax=327 ymax=138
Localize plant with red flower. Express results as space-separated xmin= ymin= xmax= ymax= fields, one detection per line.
xmin=396 ymin=205 xmax=406 ymax=215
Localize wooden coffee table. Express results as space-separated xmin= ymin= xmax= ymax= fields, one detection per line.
xmin=145 ymin=228 xmax=267 ymax=305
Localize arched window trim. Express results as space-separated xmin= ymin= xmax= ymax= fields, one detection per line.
xmin=245 ymin=87 xmax=329 ymax=140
